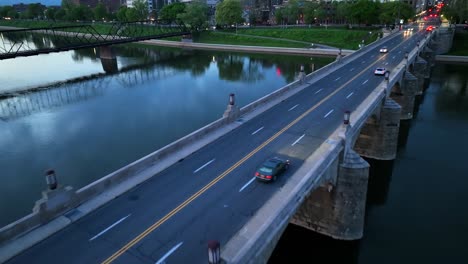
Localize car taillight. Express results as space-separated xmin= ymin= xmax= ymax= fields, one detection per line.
xmin=255 ymin=172 xmax=260 ymax=176
xmin=266 ymin=175 xmax=272 ymax=179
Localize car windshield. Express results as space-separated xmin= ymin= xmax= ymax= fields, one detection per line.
xmin=259 ymin=166 xmax=273 ymax=174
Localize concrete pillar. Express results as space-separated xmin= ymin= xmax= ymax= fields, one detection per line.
xmin=99 ymin=46 xmax=118 ymax=73
xmin=33 ymin=185 xmax=76 ymax=223
xmin=336 ymin=48 xmax=342 ymax=61
xmin=421 ymin=47 xmax=435 ymax=67
xmin=391 ymin=71 xmax=418 ymax=120
xmin=101 ymin=58 xmax=118 ymax=74
xmin=411 ymin=56 xmax=428 ymax=94
xmin=99 ymin=46 xmax=115 ymax=60
xmin=290 ymin=149 xmax=369 ymax=240
xmin=354 ymin=98 xmax=401 ymax=160
xmin=223 ymin=93 xmax=240 ymax=122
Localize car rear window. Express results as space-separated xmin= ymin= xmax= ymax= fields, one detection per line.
xmin=259 ymin=167 xmax=273 ymax=174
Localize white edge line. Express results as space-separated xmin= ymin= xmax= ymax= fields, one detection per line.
xmin=89 ymin=214 xmax=131 ymax=241
xmin=314 ymin=88 xmax=323 ymax=94
xmin=239 ymin=177 xmax=257 ymax=192
xmin=291 ymin=134 xmax=305 ymax=146
xmin=288 ymin=104 xmax=299 ymax=111
xmin=155 ymin=242 xmax=184 ymax=264
xmin=193 ymin=159 xmax=215 ymax=173
xmin=324 ymin=109 xmax=334 ymax=118
xmin=346 ymin=92 xmax=354 ymax=99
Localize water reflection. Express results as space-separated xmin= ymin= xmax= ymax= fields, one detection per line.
xmin=0 ymin=37 xmax=334 ymax=227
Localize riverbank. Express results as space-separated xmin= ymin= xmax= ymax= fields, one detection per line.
xmin=142 ymin=39 xmax=354 ymax=57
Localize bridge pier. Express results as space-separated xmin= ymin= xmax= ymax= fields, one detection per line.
xmin=421 ymin=47 xmax=435 ymax=67
xmin=390 ymin=71 xmax=418 ymax=120
xmin=290 ymin=149 xmax=369 ymax=240
xmin=354 ymin=98 xmax=401 ymax=160
xmin=411 ymin=56 xmax=428 ymax=95
xmin=99 ymin=46 xmax=118 ymax=74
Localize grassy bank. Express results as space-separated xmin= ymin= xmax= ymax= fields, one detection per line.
xmin=1 ymin=20 xmax=377 ymax=50
xmin=196 ymin=28 xmax=378 ymax=50
xmin=195 ymin=31 xmax=307 ymax=48
xmin=447 ymin=32 xmax=468 ymax=56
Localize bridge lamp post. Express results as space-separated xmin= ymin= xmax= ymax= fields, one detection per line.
xmin=45 ymin=169 xmax=58 ymax=190
xmin=343 ymin=111 xmax=351 ymax=125
xmin=208 ymin=240 xmax=221 ymax=264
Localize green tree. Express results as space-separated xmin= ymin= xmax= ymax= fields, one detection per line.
xmin=379 ymin=2 xmax=414 ymax=25
xmin=94 ymin=2 xmax=108 ymax=21
xmin=126 ymin=8 xmax=139 ymax=21
xmin=442 ymin=1 xmax=468 ymax=24
xmin=116 ymin=6 xmax=128 ymax=21
xmin=336 ymin=2 xmax=352 ymax=24
xmin=133 ymin=0 xmax=149 ymax=20
xmin=159 ymin=2 xmax=186 ymax=23
xmin=0 ymin=6 xmax=15 ymax=18
xmin=215 ymin=0 xmax=243 ymax=27
xmin=178 ymin=0 xmax=209 ymax=30
xmin=349 ymin=0 xmax=380 ymax=25
xmin=283 ymin=0 xmax=300 ymax=24
xmin=70 ymin=5 xmax=93 ymax=21
xmin=303 ymin=2 xmax=320 ymax=25
xmin=25 ymin=3 xmax=45 ymax=19
xmin=54 ymin=8 xmax=67 ymax=20
xmin=45 ymin=7 xmax=58 ymax=20
xmin=248 ymin=10 xmax=258 ymax=25
xmin=275 ymin=8 xmax=284 ymax=25
xmin=313 ymin=3 xmax=327 ymax=23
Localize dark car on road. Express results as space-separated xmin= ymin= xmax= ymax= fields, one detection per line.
xmin=255 ymin=157 xmax=290 ymax=182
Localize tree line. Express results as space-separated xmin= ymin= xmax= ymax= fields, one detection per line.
xmin=7 ymin=0 xmax=466 ymax=30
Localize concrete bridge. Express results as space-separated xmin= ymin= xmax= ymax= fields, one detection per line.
xmin=0 ymin=25 xmax=452 ymax=264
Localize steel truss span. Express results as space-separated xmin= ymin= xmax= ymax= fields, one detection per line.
xmin=0 ymin=20 xmax=189 ymax=60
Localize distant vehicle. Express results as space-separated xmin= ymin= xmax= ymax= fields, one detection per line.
xmin=374 ymin=67 xmax=387 ymax=76
xmin=426 ymin=25 xmax=434 ymax=32
xmin=379 ymin=46 xmax=388 ymax=53
xmin=255 ymin=157 xmax=290 ymax=182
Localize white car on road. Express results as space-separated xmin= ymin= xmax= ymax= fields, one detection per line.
xmin=374 ymin=67 xmax=387 ymax=76
xmin=379 ymin=46 xmax=388 ymax=53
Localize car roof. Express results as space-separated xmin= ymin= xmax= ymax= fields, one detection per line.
xmin=262 ymin=157 xmax=284 ymax=167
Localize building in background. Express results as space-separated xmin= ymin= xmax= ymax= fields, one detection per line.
xmin=71 ymin=0 xmax=121 ymax=12
xmin=126 ymin=0 xmax=154 ymax=12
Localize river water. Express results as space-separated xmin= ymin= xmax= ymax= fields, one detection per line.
xmin=269 ymin=63 xmax=468 ymax=263
xmin=0 ymin=40 xmax=332 ymax=228
xmin=2 ymin=36 xmax=467 ymax=264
